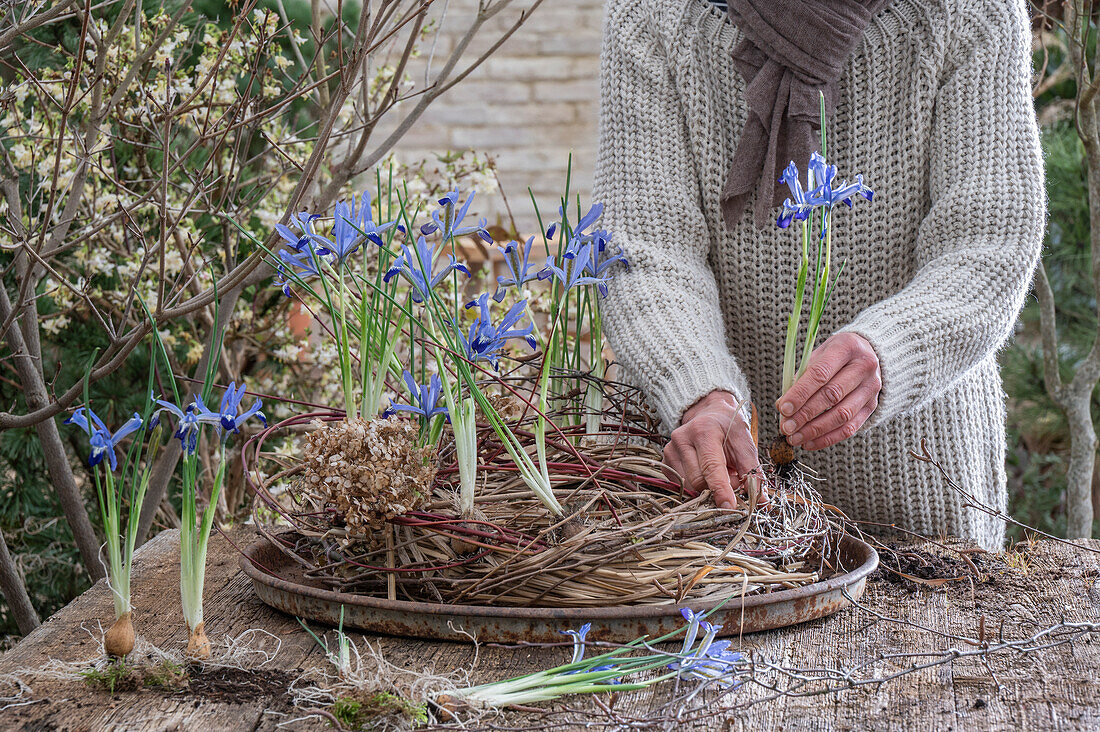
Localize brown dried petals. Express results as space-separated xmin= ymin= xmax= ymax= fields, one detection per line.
xmin=301 ymin=419 xmax=436 ymax=539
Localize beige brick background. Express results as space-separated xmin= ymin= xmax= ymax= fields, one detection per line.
xmin=379 ymin=0 xmax=604 ymax=233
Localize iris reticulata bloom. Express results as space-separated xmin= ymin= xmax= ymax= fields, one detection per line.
xmin=151 ymin=396 xmax=215 ymax=455
xmin=384 ymin=236 xmax=471 ymax=304
xmin=560 ymin=623 xmax=619 ymax=681
xmin=65 ymin=408 xmax=143 ymax=471
xmin=215 ymin=381 xmax=267 ymax=438
xmin=494 ymin=236 xmax=542 ymax=301
xmin=460 ymin=293 xmax=537 ymax=369
xmin=538 ymin=242 xmax=609 ymax=293
xmin=151 ymin=383 xmax=264 ymax=454
xmin=777 ymin=152 xmax=873 ymax=230
xmin=665 ymin=611 xmax=744 ymax=687
xmin=274 ymin=211 xmax=321 ymax=252
xmin=584 ymin=230 xmax=629 ymax=296
xmin=275 ymin=241 xmax=325 ymax=296
xmin=421 ymin=190 xmax=492 ymax=243
xmin=568 ymin=203 xmax=604 ymax=242
xmin=777 ymin=161 xmax=822 ymax=229
xmin=386 ymin=371 xmax=449 ymax=421
xmin=312 ymin=191 xmax=396 ymax=265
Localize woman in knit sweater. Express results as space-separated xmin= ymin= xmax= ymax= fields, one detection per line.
xmin=595 ymin=0 xmax=1046 ymax=549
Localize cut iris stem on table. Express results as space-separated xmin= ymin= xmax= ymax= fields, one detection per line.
xmin=440 ymin=607 xmax=746 ymax=712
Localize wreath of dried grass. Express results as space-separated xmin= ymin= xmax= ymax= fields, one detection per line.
xmin=245 ymin=374 xmax=842 ymax=609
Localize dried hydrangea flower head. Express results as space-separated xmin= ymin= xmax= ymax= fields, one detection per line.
xmin=301 ymin=418 xmax=437 ymax=540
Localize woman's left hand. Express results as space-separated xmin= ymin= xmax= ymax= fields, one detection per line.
xmin=775 ymin=333 xmax=881 ymax=451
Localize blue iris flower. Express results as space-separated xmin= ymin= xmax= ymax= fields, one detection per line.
xmin=386 ymin=371 xmax=449 ymax=421
xmin=538 ymin=242 xmax=609 ymax=293
xmin=566 ymin=203 xmax=604 ymax=243
xmin=65 ymin=408 xmax=143 ymax=471
xmin=151 ymin=384 xmax=264 ymax=454
xmin=776 ymin=152 xmax=873 ymax=230
xmin=806 ymin=151 xmax=874 ymax=209
xmin=560 ymin=623 xmax=619 ymax=683
xmin=669 ymin=635 xmax=746 ymax=689
xmin=583 ymin=230 xmax=629 ymax=297
xmin=459 ymin=293 xmax=537 ymax=369
xmin=275 ymin=240 xmax=325 ymax=296
xmin=315 ymin=191 xmax=397 ymax=265
xmin=678 ymin=608 xmax=703 ymax=656
xmin=274 ymin=212 xmax=328 ymax=294
xmin=274 ymin=211 xmax=322 ymax=252
xmin=561 ymin=622 xmax=592 ymax=665
xmin=215 ymin=381 xmax=267 ymax=438
xmin=777 ymin=161 xmax=823 ymax=229
xmin=820 ymin=173 xmax=875 ymax=209
xmin=151 ymin=396 xmax=217 ymax=455
xmin=421 ymin=190 xmax=492 ymax=243
xmin=384 ymin=236 xmax=471 ymax=304
xmin=668 ymin=616 xmax=743 ymax=687
xmin=493 ymin=236 xmax=542 ymax=302
xmin=806 ymin=151 xmax=835 ymax=194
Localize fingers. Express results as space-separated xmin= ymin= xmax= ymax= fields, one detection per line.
xmin=776 ymin=333 xmax=881 ymax=451
xmin=666 ymin=388 xmax=766 ymax=511
xmin=776 ymin=338 xmax=846 ymax=419
xmin=663 ymin=436 xmax=704 ymax=492
xmin=666 ymin=413 xmax=762 ymax=509
xmin=661 ymin=441 xmax=684 ymax=485
xmin=698 ymin=432 xmax=739 ymax=509
xmin=722 ymin=417 xmax=760 ymax=482
xmin=673 ymin=428 xmax=737 ymax=504
xmin=792 ymin=383 xmax=878 ymax=447
xmin=782 ymin=363 xmax=873 ymax=443
xmin=803 ymin=401 xmax=877 ymax=450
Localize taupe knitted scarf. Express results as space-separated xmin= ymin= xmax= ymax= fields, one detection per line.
xmin=719 ymin=0 xmax=888 ymax=229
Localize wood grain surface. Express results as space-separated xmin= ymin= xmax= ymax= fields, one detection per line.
xmin=1 ymin=528 xmax=1097 ymax=731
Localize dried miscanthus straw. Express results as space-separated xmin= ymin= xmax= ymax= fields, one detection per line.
xmin=300 ymin=419 xmax=436 ymax=541
xmin=251 ymin=377 xmax=839 ymax=610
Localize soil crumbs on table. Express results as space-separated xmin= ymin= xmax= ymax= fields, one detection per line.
xmin=870 ymin=540 xmax=1024 ymax=596
xmin=186 ymin=666 xmax=299 ymax=705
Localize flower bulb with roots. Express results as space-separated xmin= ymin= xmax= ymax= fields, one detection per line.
xmin=104 ymin=612 xmax=135 ymax=658
xmin=187 ymin=621 xmax=211 ymax=659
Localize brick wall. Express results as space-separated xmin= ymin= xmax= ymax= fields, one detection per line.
xmin=378 ymin=0 xmax=604 ymax=233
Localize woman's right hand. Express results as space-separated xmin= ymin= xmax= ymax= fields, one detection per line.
xmin=663 ymin=390 xmax=762 ymax=509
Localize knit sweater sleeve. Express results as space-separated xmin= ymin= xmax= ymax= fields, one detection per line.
xmin=837 ymin=0 xmax=1045 ymax=427
xmin=595 ymin=0 xmax=751 ymax=432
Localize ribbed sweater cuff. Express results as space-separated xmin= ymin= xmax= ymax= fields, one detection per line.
xmin=650 ymin=358 xmax=751 ymax=433
xmin=837 ymin=314 xmax=925 ymax=428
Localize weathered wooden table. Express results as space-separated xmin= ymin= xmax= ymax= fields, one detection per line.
xmin=1 ymin=528 xmax=1098 ymax=731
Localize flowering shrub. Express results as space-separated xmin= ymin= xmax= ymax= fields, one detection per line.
xmin=0 ymin=0 xmax=544 ymax=636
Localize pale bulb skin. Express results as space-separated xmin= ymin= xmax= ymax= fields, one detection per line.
xmin=104 ymin=612 xmax=135 ymax=658
xmin=186 ymin=621 xmax=211 ymax=660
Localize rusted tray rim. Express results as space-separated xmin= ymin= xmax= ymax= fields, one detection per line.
xmin=240 ymin=533 xmax=878 ymax=620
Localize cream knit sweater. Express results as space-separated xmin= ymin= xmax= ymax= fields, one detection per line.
xmin=595 ymin=0 xmax=1046 ymax=549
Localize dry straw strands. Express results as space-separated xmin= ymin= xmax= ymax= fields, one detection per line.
xmin=247 ymin=378 xmax=835 ymax=609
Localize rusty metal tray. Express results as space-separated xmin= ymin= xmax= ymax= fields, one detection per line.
xmin=240 ymin=533 xmax=878 ymax=643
